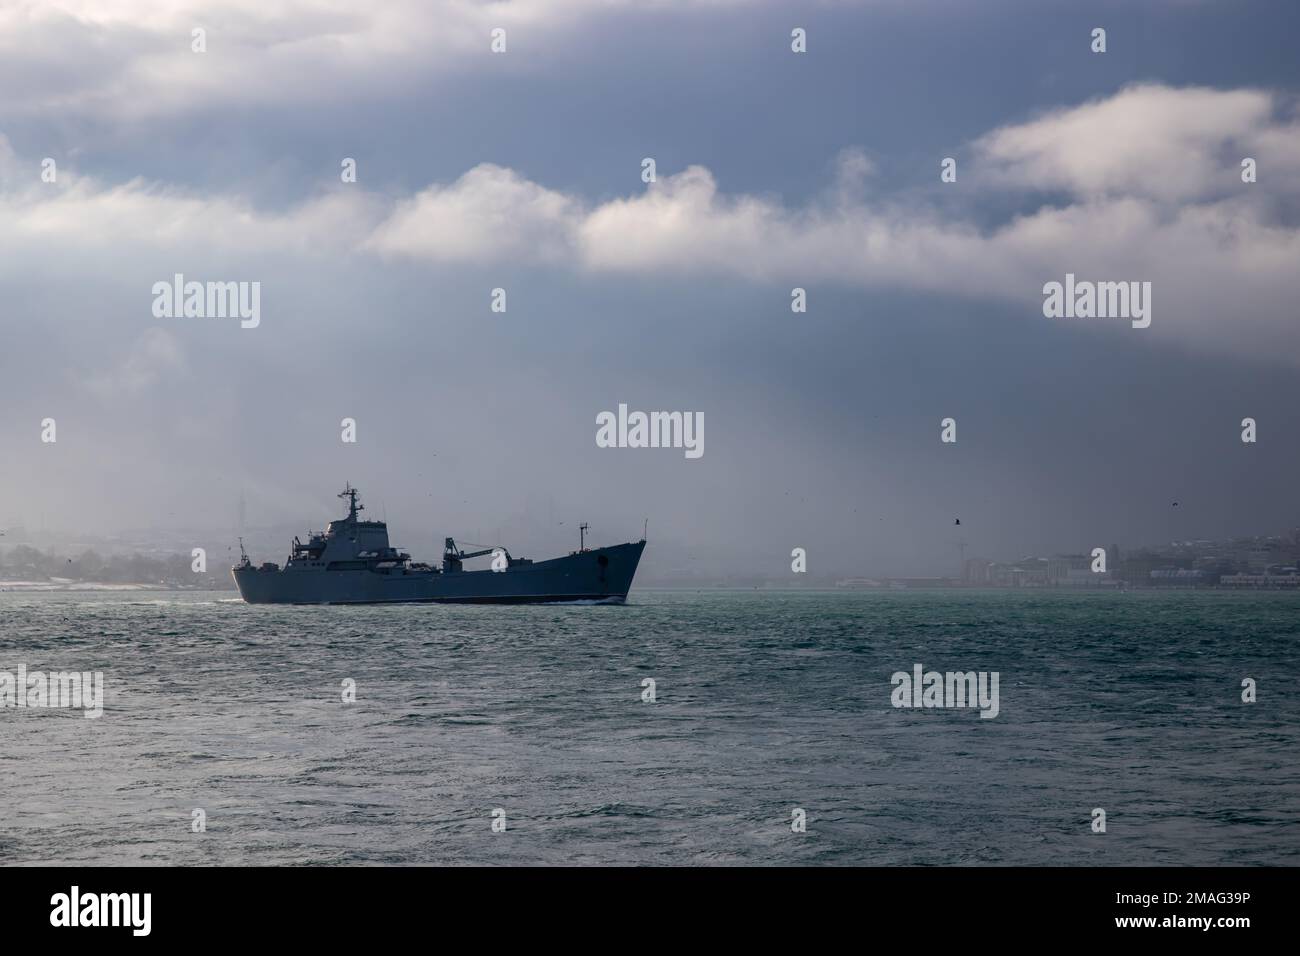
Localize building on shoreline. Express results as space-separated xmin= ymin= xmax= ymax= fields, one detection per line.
xmin=959 ymin=529 xmax=1300 ymax=589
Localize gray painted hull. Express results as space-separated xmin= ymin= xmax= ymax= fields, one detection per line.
xmin=233 ymin=540 xmax=645 ymax=605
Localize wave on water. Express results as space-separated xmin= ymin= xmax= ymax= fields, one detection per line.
xmin=2 ymin=588 xmax=1297 ymax=866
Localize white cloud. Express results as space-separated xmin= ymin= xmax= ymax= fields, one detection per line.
xmin=365 ymin=164 xmax=581 ymax=264
xmin=0 ymin=0 xmax=762 ymax=118
xmin=580 ymin=166 xmax=813 ymax=279
xmin=0 ymin=144 xmax=380 ymax=260
xmin=2 ymin=85 xmax=1298 ymax=366
xmin=973 ymin=84 xmax=1298 ymax=202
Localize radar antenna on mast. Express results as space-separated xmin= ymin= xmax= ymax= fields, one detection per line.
xmin=339 ymin=483 xmax=363 ymax=520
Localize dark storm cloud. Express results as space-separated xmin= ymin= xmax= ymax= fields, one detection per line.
xmin=2 ymin=0 xmax=1299 ymax=577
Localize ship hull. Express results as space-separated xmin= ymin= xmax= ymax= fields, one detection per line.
xmin=232 ymin=540 xmax=645 ymax=605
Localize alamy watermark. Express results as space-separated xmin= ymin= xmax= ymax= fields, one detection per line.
xmin=50 ymin=887 xmax=150 ymax=936
xmin=152 ymin=273 xmax=260 ymax=328
xmin=1 ymin=665 xmax=104 ymax=718
xmin=1042 ymin=273 xmax=1151 ymax=328
xmin=596 ymin=404 xmax=703 ymax=459
xmin=890 ymin=663 xmax=999 ymax=718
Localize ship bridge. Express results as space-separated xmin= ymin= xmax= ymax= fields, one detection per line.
xmin=324 ymin=519 xmax=391 ymax=553
xmin=286 ymin=485 xmax=410 ymax=571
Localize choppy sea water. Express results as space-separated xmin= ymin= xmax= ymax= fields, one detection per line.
xmin=0 ymin=588 xmax=1297 ymax=866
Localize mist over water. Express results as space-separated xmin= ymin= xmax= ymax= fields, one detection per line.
xmin=3 ymin=589 xmax=1296 ymax=865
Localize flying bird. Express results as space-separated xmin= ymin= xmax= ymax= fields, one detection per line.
xmin=954 ymin=518 xmax=961 ymax=526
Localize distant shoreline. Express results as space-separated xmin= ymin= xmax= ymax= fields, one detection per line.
xmin=0 ymin=580 xmax=206 ymax=592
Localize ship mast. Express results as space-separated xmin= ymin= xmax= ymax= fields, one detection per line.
xmin=339 ymin=483 xmax=363 ymax=521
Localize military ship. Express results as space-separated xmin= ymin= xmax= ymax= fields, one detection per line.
xmin=232 ymin=485 xmax=645 ymax=605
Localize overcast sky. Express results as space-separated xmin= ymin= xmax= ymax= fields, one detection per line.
xmin=2 ymin=0 xmax=1299 ymax=577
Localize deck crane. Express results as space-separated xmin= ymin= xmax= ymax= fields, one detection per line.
xmin=442 ymin=537 xmax=527 ymax=573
